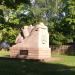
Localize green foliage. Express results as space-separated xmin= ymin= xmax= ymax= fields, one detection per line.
xmin=0 ymin=0 xmax=75 ymax=45
xmin=50 ymin=32 xmax=65 ymax=45
xmin=0 ymin=30 xmax=3 ymax=41
xmin=0 ymin=0 xmax=31 ymax=43
xmin=58 ymin=0 xmax=75 ymax=44
xmin=2 ymin=27 xmax=19 ymax=43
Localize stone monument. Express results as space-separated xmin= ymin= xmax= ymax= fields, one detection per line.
xmin=10 ymin=22 xmax=51 ymax=60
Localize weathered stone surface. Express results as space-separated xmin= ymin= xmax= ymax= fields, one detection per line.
xmin=10 ymin=22 xmax=51 ymax=60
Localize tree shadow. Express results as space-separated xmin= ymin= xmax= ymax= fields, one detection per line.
xmin=0 ymin=58 xmax=75 ymax=75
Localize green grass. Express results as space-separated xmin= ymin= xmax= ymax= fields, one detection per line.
xmin=0 ymin=50 xmax=9 ymax=57
xmin=52 ymin=54 xmax=75 ymax=66
xmin=0 ymin=51 xmax=75 ymax=75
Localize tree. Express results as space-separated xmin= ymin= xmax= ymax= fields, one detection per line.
xmin=0 ymin=0 xmax=75 ymax=45
xmin=58 ymin=0 xmax=75 ymax=44
xmin=0 ymin=0 xmax=31 ymax=43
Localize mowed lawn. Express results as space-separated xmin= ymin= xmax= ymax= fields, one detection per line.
xmin=52 ymin=54 xmax=75 ymax=66
xmin=0 ymin=50 xmax=75 ymax=75
xmin=0 ymin=50 xmax=9 ymax=57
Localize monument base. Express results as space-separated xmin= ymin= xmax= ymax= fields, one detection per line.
xmin=10 ymin=47 xmax=51 ymax=60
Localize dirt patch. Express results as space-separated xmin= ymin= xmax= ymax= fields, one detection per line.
xmin=42 ymin=57 xmax=63 ymax=62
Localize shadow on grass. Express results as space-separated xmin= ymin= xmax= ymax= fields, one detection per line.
xmin=0 ymin=57 xmax=75 ymax=75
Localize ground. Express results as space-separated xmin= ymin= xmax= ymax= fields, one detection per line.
xmin=0 ymin=49 xmax=9 ymax=57
xmin=0 ymin=50 xmax=75 ymax=75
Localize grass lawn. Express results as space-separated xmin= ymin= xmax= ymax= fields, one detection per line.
xmin=0 ymin=51 xmax=75 ymax=75
xmin=0 ymin=50 xmax=9 ymax=57
xmin=52 ymin=54 xmax=75 ymax=66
